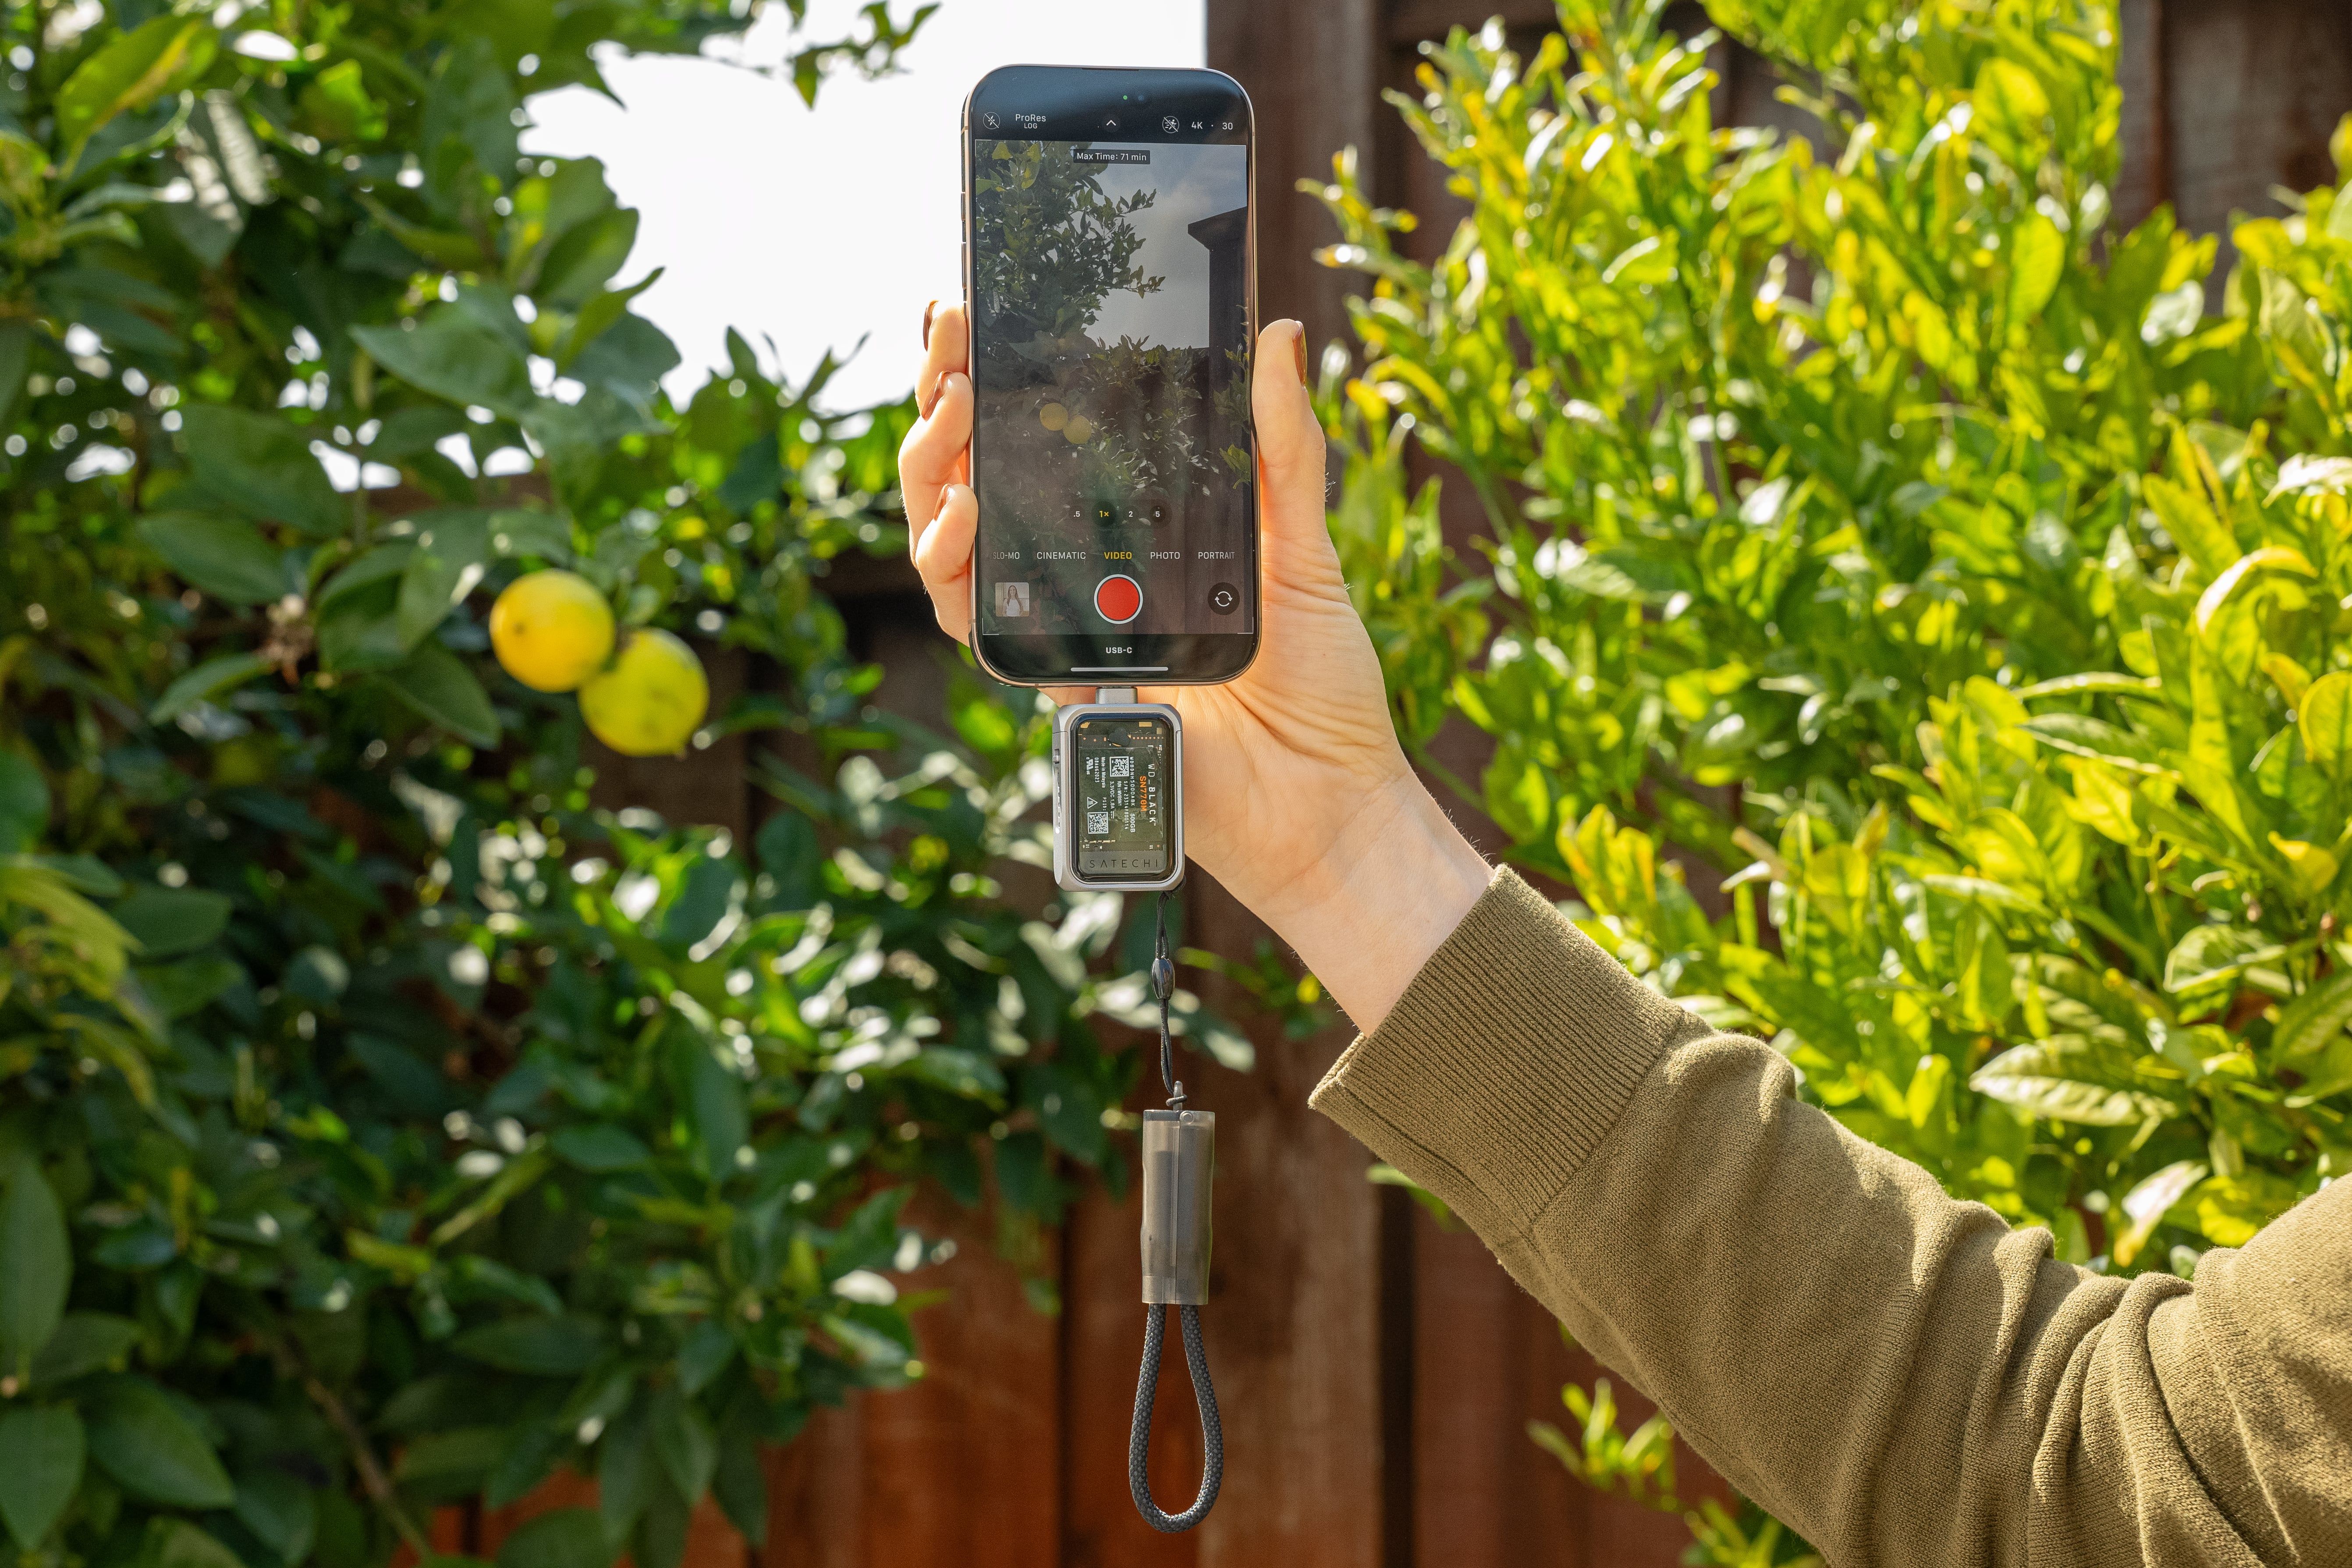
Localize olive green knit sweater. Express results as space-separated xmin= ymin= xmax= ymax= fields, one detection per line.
xmin=1310 ymin=870 xmax=2351 ymax=1567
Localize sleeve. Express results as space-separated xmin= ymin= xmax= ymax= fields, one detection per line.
xmin=1308 ymin=868 xmax=2352 ymax=1568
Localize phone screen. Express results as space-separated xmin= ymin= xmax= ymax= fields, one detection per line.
xmin=1072 ymin=714 xmax=1173 ymax=880
xmin=965 ymin=67 xmax=1256 ymax=685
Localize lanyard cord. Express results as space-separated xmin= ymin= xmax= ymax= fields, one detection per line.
xmin=1152 ymin=888 xmax=1182 ymax=1110
xmin=1129 ymin=888 xmax=1223 ymax=1532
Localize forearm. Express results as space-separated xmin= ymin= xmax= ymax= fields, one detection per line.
xmin=1303 ymin=869 xmax=2349 ymax=1565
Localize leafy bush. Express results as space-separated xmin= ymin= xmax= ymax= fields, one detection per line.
xmin=1315 ymin=0 xmax=2351 ymax=1552
xmin=0 ymin=6 xmax=1235 ymax=1568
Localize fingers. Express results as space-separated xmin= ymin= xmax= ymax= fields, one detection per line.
xmin=899 ymin=300 xmax=971 ymax=566
xmin=912 ymin=480 xmax=976 ymax=642
xmin=917 ymin=302 xmax=968 ymax=412
xmin=899 ymin=368 xmax=972 ymax=576
xmin=1250 ymin=319 xmax=1341 ymax=593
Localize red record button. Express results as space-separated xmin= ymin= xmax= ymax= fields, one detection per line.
xmin=1095 ymin=574 xmax=1142 ymax=624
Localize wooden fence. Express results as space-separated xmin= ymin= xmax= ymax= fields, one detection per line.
xmin=431 ymin=3 xmax=2350 ymax=1564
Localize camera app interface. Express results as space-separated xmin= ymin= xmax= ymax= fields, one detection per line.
xmin=1073 ymin=716 xmax=1172 ymax=879
xmin=972 ymin=131 xmax=1253 ymax=645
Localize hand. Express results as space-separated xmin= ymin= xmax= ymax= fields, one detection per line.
xmin=897 ymin=303 xmax=1489 ymax=1029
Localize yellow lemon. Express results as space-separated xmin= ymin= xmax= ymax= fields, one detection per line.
xmin=1039 ymin=401 xmax=1069 ymax=431
xmin=489 ymin=570 xmax=614 ymax=692
xmin=1064 ymin=415 xmax=1093 ymax=443
xmin=579 ymin=628 xmax=709 ymax=756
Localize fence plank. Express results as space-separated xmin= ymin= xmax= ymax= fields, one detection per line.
xmin=760 ymin=1192 xmax=1062 ymax=1564
xmin=2161 ymin=0 xmax=2352 ymax=287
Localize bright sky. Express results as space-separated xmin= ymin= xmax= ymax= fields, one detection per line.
xmin=525 ymin=0 xmax=1208 ymax=411
xmin=1085 ymin=142 xmax=1249 ymax=349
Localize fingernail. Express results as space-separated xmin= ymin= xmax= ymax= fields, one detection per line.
xmin=1291 ymin=324 xmax=1309 ymax=385
xmin=922 ymin=299 xmax=938 ymax=348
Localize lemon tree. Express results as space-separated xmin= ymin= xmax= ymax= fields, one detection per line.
xmin=1315 ymin=0 xmax=2352 ymax=1556
xmin=0 ymin=5 xmax=1248 ymax=1568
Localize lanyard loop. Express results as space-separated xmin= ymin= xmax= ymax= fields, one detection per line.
xmin=1130 ymin=1302 xmax=1224 ymax=1530
xmin=1129 ymin=887 xmax=1222 ymax=1531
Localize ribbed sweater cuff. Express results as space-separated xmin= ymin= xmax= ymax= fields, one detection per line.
xmin=1309 ymin=866 xmax=1688 ymax=1239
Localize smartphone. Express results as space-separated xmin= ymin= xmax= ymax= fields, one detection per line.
xmin=962 ymin=65 xmax=1258 ymax=687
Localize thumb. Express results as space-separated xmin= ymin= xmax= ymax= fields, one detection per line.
xmin=1251 ymin=319 xmax=1340 ymax=590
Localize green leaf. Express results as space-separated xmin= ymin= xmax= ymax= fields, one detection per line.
xmin=2019 ymin=713 xmax=2174 ymax=777
xmin=396 ymin=512 xmax=492 ymax=649
xmin=0 ymin=1405 xmax=82 ymax=1548
xmin=2143 ymin=473 xmax=2239 ymax=583
xmin=0 ymin=1158 xmax=71 ymax=1379
xmin=497 ymin=1508 xmax=612 ymax=1568
xmin=823 ymin=1186 xmax=908 ymax=1280
xmin=451 ymin=1315 xmax=604 ymax=1376
xmin=2270 ymin=968 xmax=2352 ymax=1064
xmin=2163 ymin=924 xmax=2282 ymax=994
xmin=539 ymin=210 xmax=641 ymax=310
xmin=56 ymin=15 xmax=219 ymax=167
xmin=144 ymin=1520 xmax=247 ymax=1568
xmin=421 ymin=38 xmax=519 ymax=192
xmin=558 ymin=270 xmax=663 ymax=370
xmin=0 ymin=321 xmax=32 ymax=422
xmin=597 ymin=1398 xmax=652 ymax=1537
xmin=134 ymin=514 xmax=287 ymax=604
xmin=233 ymin=1466 xmax=318 ymax=1566
xmin=710 ymin=1404 xmax=767 ymax=1545
xmin=1968 ymin=1041 xmax=2174 ymax=1126
xmin=134 ymin=954 xmax=243 ymax=1018
xmin=658 ymin=857 xmax=738 ymax=949
xmin=111 ymin=886 xmax=232 ymax=957
xmin=2298 ymin=670 xmax=2352 ymax=783
xmin=176 ymin=406 xmax=346 ymax=536
xmin=388 ymin=1427 xmax=504 ymax=1499
xmin=2114 ymin=1160 xmax=2207 ymax=1266
xmin=1971 ymin=57 xmax=2051 ymax=171
xmin=668 ymin=1029 xmax=747 ymax=1180
xmin=149 ymin=652 xmax=276 ymax=724
xmin=82 ymin=1374 xmax=236 ymax=1508
xmin=0 ymin=750 xmax=50 ymax=854
xmin=649 ymin=1385 xmax=716 ymax=1504
xmin=549 ymin=1124 xmax=651 ymax=1172
xmin=2286 ymin=1036 xmax=2352 ymax=1107
xmin=352 ymin=312 xmax=533 ymax=420
xmin=634 ymin=1468 xmax=691 ymax=1568
xmin=486 ymin=509 xmax=574 ymax=561
xmin=298 ymin=59 xmax=386 ymax=142
xmin=29 ymin=1312 xmax=142 ymax=1387
xmin=674 ymin=1321 xmax=734 ymax=1398
xmin=382 ymin=645 xmax=501 ymax=749
xmin=2006 ymin=212 xmax=2064 ymax=326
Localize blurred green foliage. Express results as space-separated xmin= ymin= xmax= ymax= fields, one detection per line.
xmin=0 ymin=5 xmax=1240 ymax=1568
xmin=1315 ymin=0 xmax=2352 ymax=1556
